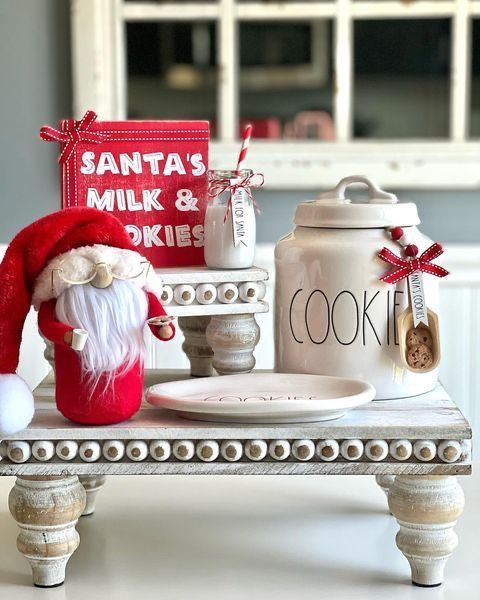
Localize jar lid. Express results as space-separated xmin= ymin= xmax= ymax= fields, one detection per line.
xmin=294 ymin=175 xmax=420 ymax=228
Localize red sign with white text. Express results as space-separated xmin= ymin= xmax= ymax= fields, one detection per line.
xmin=41 ymin=113 xmax=209 ymax=267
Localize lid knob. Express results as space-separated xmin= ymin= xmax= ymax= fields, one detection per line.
xmin=317 ymin=175 xmax=398 ymax=205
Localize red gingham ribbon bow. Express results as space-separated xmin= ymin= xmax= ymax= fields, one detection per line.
xmin=208 ymin=173 xmax=264 ymax=223
xmin=378 ymin=242 xmax=449 ymax=285
xmin=40 ymin=110 xmax=109 ymax=164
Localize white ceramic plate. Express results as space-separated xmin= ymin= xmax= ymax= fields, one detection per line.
xmin=146 ymin=373 xmax=375 ymax=423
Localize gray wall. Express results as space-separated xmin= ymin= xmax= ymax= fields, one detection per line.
xmin=0 ymin=0 xmax=71 ymax=242
xmin=0 ymin=1 xmax=478 ymax=246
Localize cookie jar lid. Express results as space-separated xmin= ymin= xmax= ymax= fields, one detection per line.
xmin=294 ymin=175 xmax=420 ymax=228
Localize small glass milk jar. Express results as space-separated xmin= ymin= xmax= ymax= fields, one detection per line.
xmin=204 ymin=169 xmax=257 ymax=269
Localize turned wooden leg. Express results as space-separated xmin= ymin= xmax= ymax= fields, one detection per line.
xmin=376 ymin=474 xmax=395 ymax=497
xmin=206 ymin=313 xmax=260 ymax=375
xmin=79 ymin=475 xmax=107 ymax=516
xmin=178 ymin=316 xmax=213 ymax=377
xmin=388 ymin=476 xmax=464 ymax=587
xmin=8 ymin=476 xmax=86 ymax=587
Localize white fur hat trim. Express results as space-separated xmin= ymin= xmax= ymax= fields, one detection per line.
xmin=32 ymin=244 xmax=163 ymax=308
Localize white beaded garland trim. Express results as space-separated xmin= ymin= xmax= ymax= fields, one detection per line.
xmin=413 ymin=440 xmax=436 ymax=462
xmin=102 ymin=440 xmax=125 ymax=462
xmin=389 ymin=439 xmax=413 ymax=461
xmin=126 ymin=440 xmax=148 ymax=462
xmin=173 ymin=440 xmax=195 ymax=461
xmin=56 ymin=440 xmax=78 ymax=461
xmin=173 ymin=284 xmax=195 ymax=305
xmin=160 ymin=285 xmax=173 ymax=305
xmin=269 ymin=439 xmax=290 ymax=461
xmin=195 ymin=283 xmax=217 ymax=305
xmin=217 ymin=283 xmax=239 ymax=304
xmin=256 ymin=281 xmax=267 ymax=300
xmin=316 ymin=439 xmax=340 ymax=461
xmin=438 ymin=440 xmax=462 ymax=463
xmin=196 ymin=440 xmax=220 ymax=462
xmin=239 ymin=282 xmax=259 ymax=303
xmin=150 ymin=440 xmax=171 ymax=462
xmin=0 ymin=438 xmax=466 ymax=464
xmin=292 ymin=439 xmax=315 ymax=461
xmin=365 ymin=439 xmax=389 ymax=462
xmin=0 ymin=440 xmax=9 ymax=459
xmin=340 ymin=439 xmax=364 ymax=461
xmin=221 ymin=440 xmax=243 ymax=462
xmin=79 ymin=441 xmax=101 ymax=462
xmin=32 ymin=440 xmax=55 ymax=462
xmin=157 ymin=280 xmax=268 ymax=307
xmin=8 ymin=441 xmax=31 ymax=464
xmin=245 ymin=439 xmax=268 ymax=461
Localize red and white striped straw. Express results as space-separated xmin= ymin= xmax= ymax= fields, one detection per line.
xmin=236 ymin=123 xmax=252 ymax=173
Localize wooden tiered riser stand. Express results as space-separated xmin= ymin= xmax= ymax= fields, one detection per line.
xmin=1 ymin=269 xmax=472 ymax=589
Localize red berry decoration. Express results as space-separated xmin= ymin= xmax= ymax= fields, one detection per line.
xmin=390 ymin=227 xmax=404 ymax=241
xmin=405 ymin=244 xmax=418 ymax=258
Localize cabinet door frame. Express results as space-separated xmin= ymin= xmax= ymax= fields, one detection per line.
xmin=70 ymin=0 xmax=480 ymax=189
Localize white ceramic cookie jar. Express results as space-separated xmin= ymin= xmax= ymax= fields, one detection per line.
xmin=274 ymin=175 xmax=439 ymax=399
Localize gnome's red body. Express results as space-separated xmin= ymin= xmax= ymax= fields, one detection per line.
xmin=38 ymin=293 xmax=173 ymax=425
xmin=0 ymin=207 xmax=175 ymax=435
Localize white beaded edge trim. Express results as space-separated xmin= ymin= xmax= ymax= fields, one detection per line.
xmin=0 ymin=439 xmax=467 ymax=464
xmin=159 ymin=281 xmax=266 ymax=306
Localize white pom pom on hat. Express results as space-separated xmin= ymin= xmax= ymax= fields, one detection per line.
xmin=0 ymin=374 xmax=34 ymax=435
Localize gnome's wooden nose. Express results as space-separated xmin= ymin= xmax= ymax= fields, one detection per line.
xmin=91 ymin=263 xmax=114 ymax=289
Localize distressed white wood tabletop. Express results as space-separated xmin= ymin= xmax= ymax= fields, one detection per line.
xmin=0 ymin=370 xmax=472 ymax=477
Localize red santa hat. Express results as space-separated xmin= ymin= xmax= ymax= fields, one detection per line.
xmin=0 ymin=207 xmax=162 ymax=435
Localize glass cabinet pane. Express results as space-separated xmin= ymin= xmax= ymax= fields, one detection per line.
xmin=353 ymin=19 xmax=451 ymax=139
xmin=239 ymin=21 xmax=334 ymax=139
xmin=126 ymin=21 xmax=217 ymax=127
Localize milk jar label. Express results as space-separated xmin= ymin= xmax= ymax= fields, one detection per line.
xmin=231 ymin=185 xmax=250 ymax=247
xmin=287 ymin=288 xmax=405 ymax=346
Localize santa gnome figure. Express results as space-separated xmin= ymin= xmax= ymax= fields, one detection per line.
xmin=0 ymin=207 xmax=175 ymax=435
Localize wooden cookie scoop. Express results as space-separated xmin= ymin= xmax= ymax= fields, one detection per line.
xmin=397 ymin=308 xmax=440 ymax=373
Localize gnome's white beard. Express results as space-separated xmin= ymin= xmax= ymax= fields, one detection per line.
xmin=55 ymin=279 xmax=148 ymax=382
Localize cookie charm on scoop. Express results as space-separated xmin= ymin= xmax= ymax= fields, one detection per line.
xmin=407 ymin=343 xmax=434 ymax=370
xmin=406 ymin=326 xmax=433 ymax=348
xmin=378 ymin=228 xmax=449 ymax=374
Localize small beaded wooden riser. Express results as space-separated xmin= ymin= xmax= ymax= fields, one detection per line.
xmin=206 ymin=314 xmax=260 ymax=374
xmin=150 ymin=268 xmax=267 ymax=377
xmin=178 ymin=316 xmax=213 ymax=377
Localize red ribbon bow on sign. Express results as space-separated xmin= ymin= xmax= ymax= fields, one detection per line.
xmin=208 ymin=173 xmax=264 ymax=223
xmin=40 ymin=110 xmax=109 ymax=164
xmin=378 ymin=242 xmax=449 ymax=284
